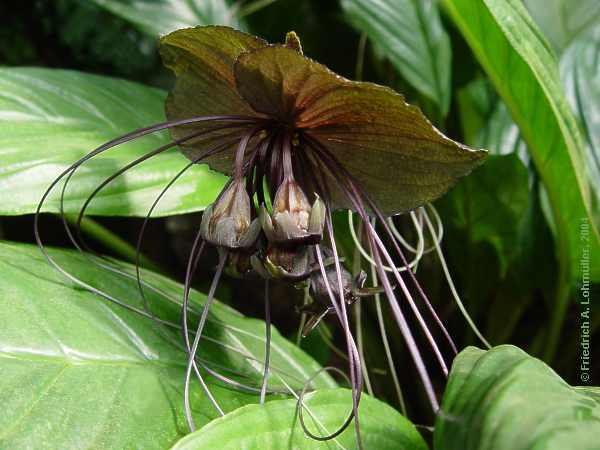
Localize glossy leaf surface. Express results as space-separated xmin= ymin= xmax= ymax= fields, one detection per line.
xmin=0 ymin=241 xmax=334 ymax=449
xmin=435 ymin=345 xmax=600 ymax=450
xmin=91 ymin=0 xmax=242 ymax=37
xmin=172 ymin=388 xmax=427 ymax=450
xmin=442 ymin=0 xmax=599 ymax=280
xmin=341 ymin=0 xmax=452 ymax=116
xmin=0 ymin=67 xmax=226 ymax=217
xmin=524 ymin=0 xmax=600 ymax=53
xmin=561 ymin=23 xmax=600 ymax=225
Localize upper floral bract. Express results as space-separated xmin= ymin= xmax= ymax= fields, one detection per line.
xmin=159 ymin=25 xmax=486 ymax=217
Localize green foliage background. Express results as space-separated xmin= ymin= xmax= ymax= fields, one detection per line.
xmin=0 ymin=0 xmax=599 ymax=449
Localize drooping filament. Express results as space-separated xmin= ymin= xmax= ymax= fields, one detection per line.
xmin=35 ymin=112 xmax=488 ymax=448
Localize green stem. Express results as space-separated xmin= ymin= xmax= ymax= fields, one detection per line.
xmin=64 ymin=215 xmax=162 ymax=273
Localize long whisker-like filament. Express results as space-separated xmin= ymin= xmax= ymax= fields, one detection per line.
xmin=260 ymin=279 xmax=271 ymax=404
xmin=304 ymin=136 xmax=440 ymax=411
xmin=422 ymin=207 xmax=491 ymax=349
xmin=184 ymin=250 xmax=228 ymax=431
xmin=351 ymin=220 xmax=373 ymax=395
xmin=349 ymin=211 xmax=425 ymax=273
xmin=323 ymin=215 xmax=364 ymax=449
xmin=370 ymin=263 xmax=407 ymax=415
xmin=305 ymin=134 xmax=457 ymax=357
xmin=35 ymin=116 xmax=256 ymax=320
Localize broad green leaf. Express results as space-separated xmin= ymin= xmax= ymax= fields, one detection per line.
xmin=524 ymin=0 xmax=600 ymax=53
xmin=442 ymin=0 xmax=599 ymax=280
xmin=561 ymin=23 xmax=600 ymax=225
xmin=341 ymin=0 xmax=452 ymax=116
xmin=171 ymin=388 xmax=427 ymax=450
xmin=442 ymin=0 xmax=600 ymax=361
xmin=0 ymin=67 xmax=227 ymax=217
xmin=437 ymin=154 xmax=529 ymax=274
xmin=91 ymin=0 xmax=242 ymax=37
xmin=0 ymin=241 xmax=335 ymax=449
xmin=434 ymin=345 xmax=600 ymax=450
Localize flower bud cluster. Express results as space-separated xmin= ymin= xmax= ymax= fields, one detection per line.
xmin=254 ymin=177 xmax=325 ymax=281
xmin=200 ymin=175 xmax=326 ymax=281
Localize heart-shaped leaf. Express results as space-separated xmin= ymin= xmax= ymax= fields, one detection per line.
xmin=435 ymin=345 xmax=600 ymax=450
xmin=341 ymin=0 xmax=452 ymax=117
xmin=0 ymin=241 xmax=334 ymax=449
xmin=172 ymin=388 xmax=427 ymax=450
xmin=91 ymin=0 xmax=242 ymax=37
xmin=0 ymin=67 xmax=227 ymax=217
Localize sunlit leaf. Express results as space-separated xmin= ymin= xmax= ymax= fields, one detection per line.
xmin=171 ymin=388 xmax=427 ymax=450
xmin=91 ymin=0 xmax=242 ymax=36
xmin=435 ymin=345 xmax=600 ymax=450
xmin=0 ymin=241 xmax=335 ymax=449
xmin=341 ymin=0 xmax=452 ymax=116
xmin=0 ymin=67 xmax=227 ymax=217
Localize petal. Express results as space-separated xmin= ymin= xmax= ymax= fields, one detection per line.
xmin=160 ymin=26 xmax=267 ymax=173
xmin=234 ymin=46 xmax=487 ymax=214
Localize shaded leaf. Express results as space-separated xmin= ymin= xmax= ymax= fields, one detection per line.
xmin=561 ymin=23 xmax=600 ymax=225
xmin=91 ymin=0 xmax=242 ymax=37
xmin=456 ymin=77 xmax=497 ymax=146
xmin=0 ymin=241 xmax=335 ymax=449
xmin=437 ymin=154 xmax=529 ymax=274
xmin=172 ymin=388 xmax=427 ymax=450
xmin=0 ymin=67 xmax=227 ymax=217
xmin=341 ymin=0 xmax=452 ymax=116
xmin=442 ymin=0 xmax=600 ymax=281
xmin=435 ymin=345 xmax=600 ymax=450
xmin=524 ymin=0 xmax=600 ymax=53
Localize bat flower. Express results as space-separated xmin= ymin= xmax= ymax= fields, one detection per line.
xmin=36 ymin=25 xmax=487 ymax=449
